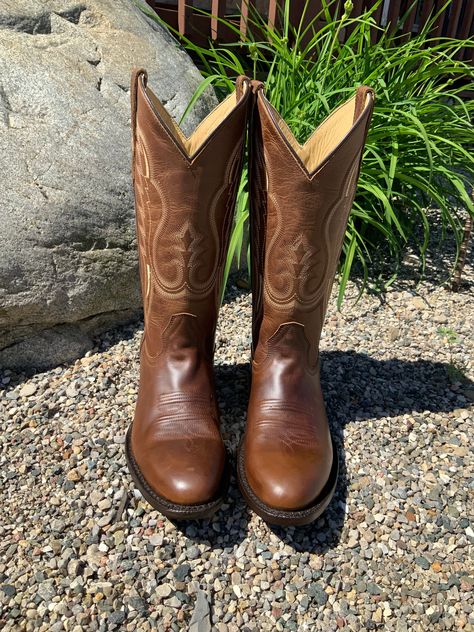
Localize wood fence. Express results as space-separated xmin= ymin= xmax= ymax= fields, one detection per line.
xmin=147 ymin=0 xmax=474 ymax=62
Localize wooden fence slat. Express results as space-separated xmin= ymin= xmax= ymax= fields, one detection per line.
xmin=400 ymin=0 xmax=418 ymax=35
xmin=211 ymin=0 xmax=226 ymax=40
xmin=431 ymin=1 xmax=447 ymax=44
xmin=457 ymin=0 xmax=474 ymax=40
xmin=387 ymin=0 xmax=403 ymax=32
xmin=459 ymin=0 xmax=474 ymax=62
xmin=419 ymin=0 xmax=435 ymax=32
xmin=366 ymin=0 xmax=383 ymax=23
xmin=178 ymin=0 xmax=193 ymax=35
xmin=286 ymin=0 xmax=323 ymax=44
xmin=447 ymin=0 xmax=464 ymax=38
xmin=152 ymin=4 xmax=179 ymax=31
xmin=364 ymin=0 xmax=384 ymax=43
xmin=288 ymin=0 xmax=306 ymax=30
xmin=240 ymin=0 xmax=255 ymax=40
xmin=267 ymin=0 xmax=279 ymax=30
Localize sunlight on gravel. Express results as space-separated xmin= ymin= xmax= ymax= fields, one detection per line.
xmin=1 ymin=262 xmax=473 ymax=631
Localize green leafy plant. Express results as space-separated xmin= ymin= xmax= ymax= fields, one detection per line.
xmin=221 ymin=163 xmax=250 ymax=299
xmin=140 ymin=0 xmax=474 ymax=304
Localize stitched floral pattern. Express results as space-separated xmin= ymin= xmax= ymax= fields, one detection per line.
xmin=134 ymin=131 xmax=242 ymax=298
xmin=263 ymin=155 xmax=360 ymax=311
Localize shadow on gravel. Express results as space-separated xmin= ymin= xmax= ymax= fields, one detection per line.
xmin=166 ymin=362 xmax=252 ymax=548
xmin=201 ymin=351 xmax=473 ymax=554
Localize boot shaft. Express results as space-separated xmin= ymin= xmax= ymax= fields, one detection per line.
xmin=249 ymin=84 xmax=374 ymax=364
xmin=130 ymin=70 xmax=251 ymax=358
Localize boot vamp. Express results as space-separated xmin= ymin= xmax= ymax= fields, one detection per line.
xmin=245 ymin=350 xmax=333 ymax=511
xmin=131 ymin=345 xmax=225 ymax=506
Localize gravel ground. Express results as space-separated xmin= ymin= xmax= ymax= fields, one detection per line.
xmin=1 ymin=259 xmax=473 ymax=631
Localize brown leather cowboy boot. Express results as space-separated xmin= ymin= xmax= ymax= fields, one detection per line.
xmin=126 ymin=69 xmax=251 ymax=520
xmin=238 ymin=82 xmax=375 ymax=525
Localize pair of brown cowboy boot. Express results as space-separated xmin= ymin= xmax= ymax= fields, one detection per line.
xmin=125 ymin=70 xmax=374 ymax=526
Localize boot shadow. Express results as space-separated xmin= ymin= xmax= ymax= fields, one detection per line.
xmin=165 ymin=469 xmax=251 ymax=549
xmin=166 ymin=361 xmax=252 ymax=548
xmin=213 ymin=351 xmax=472 ymax=554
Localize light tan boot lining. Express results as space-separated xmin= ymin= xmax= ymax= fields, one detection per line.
xmin=146 ymin=81 xmax=249 ymax=157
xmin=266 ymin=93 xmax=372 ymax=173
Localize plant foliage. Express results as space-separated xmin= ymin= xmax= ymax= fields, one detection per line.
xmin=139 ymin=0 xmax=474 ymax=304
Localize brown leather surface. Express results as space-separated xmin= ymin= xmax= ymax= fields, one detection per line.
xmin=245 ymin=83 xmax=375 ymax=511
xmin=130 ymin=69 xmax=251 ymax=506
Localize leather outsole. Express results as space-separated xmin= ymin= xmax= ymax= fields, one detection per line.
xmin=237 ymin=437 xmax=339 ymax=526
xmin=125 ymin=424 xmax=230 ymax=521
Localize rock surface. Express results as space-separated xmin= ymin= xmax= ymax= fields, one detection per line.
xmin=0 ymin=0 xmax=216 ymax=370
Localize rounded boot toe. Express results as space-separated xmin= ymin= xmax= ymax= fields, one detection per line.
xmin=134 ymin=437 xmax=226 ymax=506
xmin=245 ymin=443 xmax=333 ymax=511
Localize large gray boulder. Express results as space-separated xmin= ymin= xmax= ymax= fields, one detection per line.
xmin=0 ymin=0 xmax=217 ymax=370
